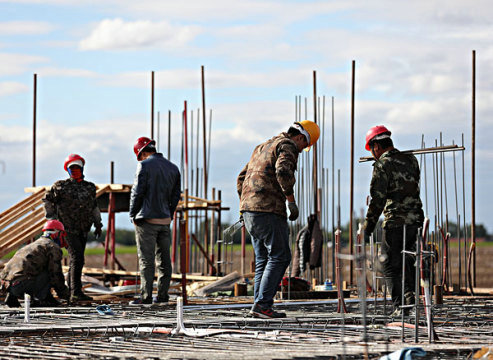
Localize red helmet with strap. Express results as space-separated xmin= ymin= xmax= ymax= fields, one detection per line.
xmin=365 ymin=125 xmax=391 ymax=151
xmin=133 ymin=137 xmax=156 ymax=160
xmin=42 ymin=220 xmax=68 ymax=248
xmin=63 ymin=154 xmax=85 ymax=171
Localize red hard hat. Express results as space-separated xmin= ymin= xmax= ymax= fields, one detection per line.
xmin=63 ymin=154 xmax=85 ymax=172
xmin=42 ymin=219 xmax=65 ymax=232
xmin=42 ymin=220 xmax=68 ymax=248
xmin=365 ymin=125 xmax=391 ymax=151
xmin=133 ymin=137 xmax=156 ymax=160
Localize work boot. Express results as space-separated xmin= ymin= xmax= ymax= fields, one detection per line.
xmin=249 ymin=303 xmax=287 ymax=319
xmin=129 ymin=298 xmax=152 ymax=306
xmin=43 ymin=292 xmax=61 ymax=306
xmin=70 ymin=292 xmax=93 ymax=303
xmin=4 ymin=293 xmax=21 ymax=308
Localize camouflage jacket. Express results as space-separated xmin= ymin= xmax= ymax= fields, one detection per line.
xmin=364 ymin=149 xmax=424 ymax=234
xmin=237 ymin=133 xmax=299 ymax=218
xmin=0 ymin=237 xmax=69 ymax=296
xmin=43 ymin=178 xmax=102 ymax=233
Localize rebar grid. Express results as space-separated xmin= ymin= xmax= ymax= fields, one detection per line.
xmin=0 ymin=296 xmax=491 ymax=359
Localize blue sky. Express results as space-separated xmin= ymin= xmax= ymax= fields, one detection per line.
xmin=1 ymin=0 xmax=492 ymax=233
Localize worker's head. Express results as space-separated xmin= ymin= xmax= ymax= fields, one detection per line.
xmin=365 ymin=125 xmax=393 ymax=160
xmin=133 ymin=137 xmax=156 ymax=161
xmin=288 ymin=120 xmax=320 ymax=152
xmin=42 ymin=219 xmax=68 ymax=248
xmin=64 ymin=154 xmax=85 ymax=181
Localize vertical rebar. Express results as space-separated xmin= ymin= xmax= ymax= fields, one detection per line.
xmin=331 ymin=96 xmax=336 ymax=281
xmin=32 ymin=73 xmax=37 ymax=187
xmin=471 ymin=50 xmax=476 ymax=287
xmin=349 ymin=60 xmax=355 ymax=285
xmin=151 ymin=71 xmax=154 ymax=139
xmin=401 ymin=225 xmax=407 ymax=342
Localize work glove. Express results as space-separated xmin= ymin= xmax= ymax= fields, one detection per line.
xmin=94 ymin=225 xmax=102 ymax=239
xmin=287 ymin=202 xmax=299 ymax=221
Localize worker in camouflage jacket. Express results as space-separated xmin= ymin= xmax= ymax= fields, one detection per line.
xmin=363 ymin=125 xmax=424 ymax=317
xmin=237 ymin=120 xmax=319 ymax=319
xmin=42 ymin=154 xmax=102 ymax=303
xmin=0 ymin=220 xmax=70 ymax=307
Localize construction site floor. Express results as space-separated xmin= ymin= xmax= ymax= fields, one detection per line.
xmin=0 ymin=295 xmax=492 ymax=359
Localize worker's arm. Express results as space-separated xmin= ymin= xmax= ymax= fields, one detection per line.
xmin=47 ymin=246 xmax=70 ymax=299
xmin=236 ymin=163 xmax=248 ymax=198
xmin=364 ymin=162 xmax=389 ymax=234
xmin=169 ymin=171 xmax=182 ymax=218
xmin=129 ymin=162 xmax=147 ymax=220
xmin=91 ymin=184 xmax=103 ymax=229
xmin=275 ymin=141 xmax=298 ymax=198
xmin=42 ymin=184 xmax=58 ymax=219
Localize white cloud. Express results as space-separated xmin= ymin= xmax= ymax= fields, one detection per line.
xmin=79 ymin=18 xmax=200 ymax=51
xmin=0 ymin=81 xmax=28 ymax=96
xmin=0 ymin=53 xmax=48 ymax=76
xmin=0 ymin=21 xmax=56 ymax=35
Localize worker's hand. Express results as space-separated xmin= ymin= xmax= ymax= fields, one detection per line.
xmin=94 ymin=226 xmax=102 ymax=239
xmin=287 ymin=202 xmax=299 ymax=221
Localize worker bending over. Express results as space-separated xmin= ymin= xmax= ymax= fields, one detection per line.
xmin=1 ymin=220 xmax=70 ymax=307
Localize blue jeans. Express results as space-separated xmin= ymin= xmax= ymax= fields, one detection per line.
xmin=243 ymin=211 xmax=291 ymax=309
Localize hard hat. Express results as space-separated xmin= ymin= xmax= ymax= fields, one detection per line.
xmin=63 ymin=154 xmax=85 ymax=172
xmin=133 ymin=137 xmax=156 ymax=160
xmin=365 ymin=125 xmax=391 ymax=151
xmin=297 ymin=120 xmax=320 ymax=151
xmin=42 ymin=219 xmax=68 ymax=248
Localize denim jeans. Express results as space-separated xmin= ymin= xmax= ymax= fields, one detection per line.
xmin=243 ymin=211 xmax=291 ymax=309
xmin=381 ymin=225 xmax=418 ymax=310
xmin=135 ymin=221 xmax=172 ymax=301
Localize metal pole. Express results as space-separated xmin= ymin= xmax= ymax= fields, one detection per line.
xmin=471 ymin=49 xmax=476 ymax=287
xmin=168 ymin=110 xmax=171 ymax=160
xmin=331 ymin=96 xmax=335 ymax=281
xmin=349 ymin=60 xmax=355 ymax=285
xmin=32 ymin=73 xmax=37 ymax=187
xmin=313 ymin=71 xmax=318 ymax=218
xmin=151 ymin=71 xmax=154 ymax=139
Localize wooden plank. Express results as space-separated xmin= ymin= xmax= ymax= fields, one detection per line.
xmin=61 ymin=266 xmax=221 ymax=281
xmin=0 ymin=189 xmax=44 ymax=222
xmin=0 ymin=208 xmax=44 ymax=245
xmin=0 ymin=217 xmax=45 ymax=258
xmin=0 ymin=198 xmax=43 ymax=231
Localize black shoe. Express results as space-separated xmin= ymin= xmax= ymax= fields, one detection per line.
xmin=4 ymin=293 xmax=21 ymax=308
xmin=70 ymin=293 xmax=93 ymax=302
xmin=43 ymin=293 xmax=61 ymax=306
xmin=153 ymin=297 xmax=169 ymax=304
xmin=249 ymin=303 xmax=287 ymax=319
xmin=129 ymin=298 xmax=152 ymax=305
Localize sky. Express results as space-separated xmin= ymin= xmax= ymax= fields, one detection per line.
xmin=0 ymin=0 xmax=492 ymax=234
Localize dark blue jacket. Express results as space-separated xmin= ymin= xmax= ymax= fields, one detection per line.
xmin=129 ymin=153 xmax=181 ymax=221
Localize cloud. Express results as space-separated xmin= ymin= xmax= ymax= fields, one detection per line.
xmin=0 ymin=21 xmax=56 ymax=35
xmin=0 ymin=53 xmax=48 ymax=76
xmin=34 ymin=67 xmax=99 ymax=78
xmin=79 ymin=18 xmax=200 ymax=51
xmin=0 ymin=81 xmax=29 ymax=96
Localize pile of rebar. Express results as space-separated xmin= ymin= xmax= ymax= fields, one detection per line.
xmin=0 ymin=296 xmax=491 ymax=359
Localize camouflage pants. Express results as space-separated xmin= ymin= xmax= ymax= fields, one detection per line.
xmin=381 ymin=225 xmax=418 ymax=310
xmin=66 ymin=230 xmax=88 ymax=296
xmin=9 ymin=271 xmax=51 ymax=301
xmin=134 ymin=221 xmax=172 ymax=302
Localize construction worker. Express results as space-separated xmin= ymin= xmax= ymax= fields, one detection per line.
xmin=42 ymin=154 xmax=103 ymax=303
xmin=0 ymin=220 xmax=70 ymax=307
xmin=237 ymin=120 xmax=320 ymax=318
xmin=363 ymin=125 xmax=424 ymax=317
xmin=129 ymin=137 xmax=181 ymax=305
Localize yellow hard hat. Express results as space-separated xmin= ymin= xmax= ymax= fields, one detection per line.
xmin=298 ymin=120 xmax=320 ymax=150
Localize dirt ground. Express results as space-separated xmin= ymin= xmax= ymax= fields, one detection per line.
xmin=84 ymin=243 xmax=493 ymax=288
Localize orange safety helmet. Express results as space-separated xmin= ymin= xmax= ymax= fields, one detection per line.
xmin=63 ymin=154 xmax=85 ymax=172
xmin=365 ymin=125 xmax=391 ymax=151
xmin=42 ymin=219 xmax=68 ymax=248
xmin=133 ymin=137 xmax=156 ymax=160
